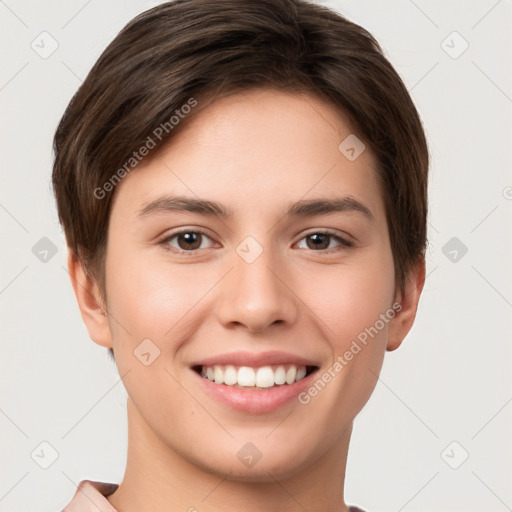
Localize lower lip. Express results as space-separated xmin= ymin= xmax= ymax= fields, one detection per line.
xmin=192 ymin=369 xmax=317 ymax=414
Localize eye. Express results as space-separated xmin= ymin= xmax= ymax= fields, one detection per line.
xmin=295 ymin=231 xmax=353 ymax=252
xmin=160 ymin=229 xmax=353 ymax=254
xmin=160 ymin=228 xmax=215 ymax=252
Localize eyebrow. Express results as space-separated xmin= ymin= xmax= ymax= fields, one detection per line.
xmin=138 ymin=195 xmax=374 ymax=221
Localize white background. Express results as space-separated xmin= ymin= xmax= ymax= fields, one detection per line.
xmin=0 ymin=1 xmax=511 ymax=511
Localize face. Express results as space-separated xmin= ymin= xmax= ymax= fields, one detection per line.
xmin=83 ymin=88 xmax=416 ymax=480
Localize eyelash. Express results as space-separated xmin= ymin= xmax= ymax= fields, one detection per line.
xmin=159 ymin=228 xmax=353 ymax=255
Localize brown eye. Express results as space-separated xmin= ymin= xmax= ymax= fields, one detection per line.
xmin=176 ymin=232 xmax=202 ymax=250
xmin=296 ymin=232 xmax=352 ymax=252
xmin=306 ymin=233 xmax=330 ymax=250
xmin=161 ymin=229 xmax=214 ymax=252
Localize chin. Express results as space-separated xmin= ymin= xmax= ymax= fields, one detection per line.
xmin=193 ymin=443 xmax=313 ymax=482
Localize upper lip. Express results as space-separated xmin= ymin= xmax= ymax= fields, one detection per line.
xmin=190 ymin=350 xmax=320 ymax=368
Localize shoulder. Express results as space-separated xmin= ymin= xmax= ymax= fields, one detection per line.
xmin=61 ymin=480 xmax=119 ymax=512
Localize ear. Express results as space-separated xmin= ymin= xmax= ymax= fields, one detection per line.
xmin=386 ymin=258 xmax=425 ymax=352
xmin=67 ymin=251 xmax=113 ymax=349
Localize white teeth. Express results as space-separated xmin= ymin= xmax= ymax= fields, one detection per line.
xmin=223 ymin=365 xmax=238 ymax=385
xmin=199 ymin=364 xmax=311 ymax=388
xmin=295 ymin=366 xmax=307 ymax=381
xmin=213 ymin=365 xmax=224 ymax=384
xmin=256 ymin=367 xmax=275 ymax=388
xmin=274 ymin=365 xmax=286 ymax=385
xmin=237 ymin=367 xmax=256 ymax=386
xmin=285 ymin=366 xmax=297 ymax=384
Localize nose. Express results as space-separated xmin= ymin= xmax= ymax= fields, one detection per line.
xmin=215 ymin=242 xmax=299 ymax=334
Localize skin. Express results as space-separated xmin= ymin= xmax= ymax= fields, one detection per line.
xmin=69 ymin=88 xmax=424 ymax=512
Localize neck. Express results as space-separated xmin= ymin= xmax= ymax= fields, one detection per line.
xmin=108 ymin=399 xmax=352 ymax=512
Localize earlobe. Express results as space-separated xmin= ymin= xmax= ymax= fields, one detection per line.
xmin=386 ymin=259 xmax=426 ymax=352
xmin=67 ymin=251 xmax=113 ymax=349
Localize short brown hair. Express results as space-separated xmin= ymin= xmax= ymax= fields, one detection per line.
xmin=52 ymin=0 xmax=428 ymax=297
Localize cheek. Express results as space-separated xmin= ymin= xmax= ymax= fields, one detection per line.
xmin=105 ymin=247 xmax=206 ymax=339
xmin=313 ymin=252 xmax=395 ymax=412
xmin=103 ymin=250 xmax=203 ymax=420
xmin=297 ymin=247 xmax=395 ymax=412
xmin=303 ymin=249 xmax=396 ymax=344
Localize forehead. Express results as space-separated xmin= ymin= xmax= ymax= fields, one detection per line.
xmin=111 ymin=88 xmax=384 ymax=222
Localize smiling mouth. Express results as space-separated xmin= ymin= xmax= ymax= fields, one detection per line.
xmin=192 ymin=364 xmax=319 ymax=390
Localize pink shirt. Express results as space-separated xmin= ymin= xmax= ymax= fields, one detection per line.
xmin=62 ymin=481 xmax=119 ymax=511
xmin=62 ymin=480 xmax=367 ymax=511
